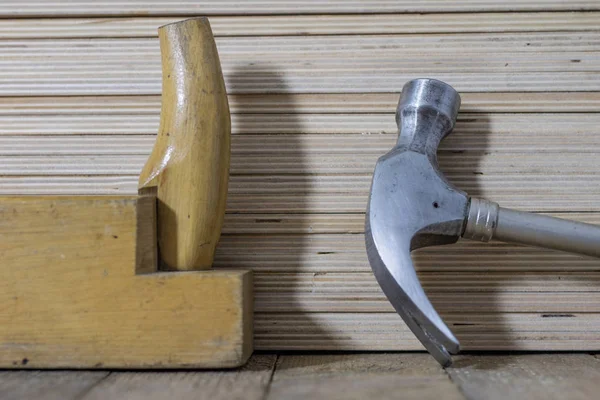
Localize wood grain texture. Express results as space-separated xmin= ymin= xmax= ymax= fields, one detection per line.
xmin=268 ymin=354 xmax=465 ymax=400
xmin=134 ymin=187 xmax=158 ymax=274
xmin=252 ymin=271 xmax=600 ymax=313
xmin=2 ymin=4 xmax=600 ymax=353
xmin=216 ymin=229 xmax=600 ymax=272
xmin=254 ymin=313 xmax=600 ymax=351
xmin=3 ymin=175 xmax=600 ymax=213
xmin=0 ymin=13 xmax=598 ymax=38
xmin=1 ymin=174 xmax=599 ymax=213
xmin=2 ymin=33 xmax=600 ymax=95
xmin=4 ymin=112 xmax=600 ymax=137
xmin=139 ymin=18 xmax=230 ymax=270
xmin=0 ymin=196 xmax=252 ymax=368
xmin=81 ymin=355 xmax=276 ymax=400
xmin=448 ymin=354 xmax=600 ymax=400
xmin=0 ymin=0 xmax=596 ymax=16
xmin=0 ymin=371 xmax=108 ymax=400
xmin=5 ymin=148 xmax=600 ymax=175
xmin=1 ymin=93 xmax=599 ymax=115
xmin=6 ymin=355 xmax=600 ymax=399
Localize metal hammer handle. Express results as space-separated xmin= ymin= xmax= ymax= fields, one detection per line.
xmin=463 ymin=198 xmax=600 ymax=257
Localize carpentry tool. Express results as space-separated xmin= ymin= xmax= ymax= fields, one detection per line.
xmin=365 ymin=78 xmax=600 ymax=367
xmin=0 ymin=17 xmax=252 ymax=369
xmin=139 ymin=17 xmax=230 ymax=271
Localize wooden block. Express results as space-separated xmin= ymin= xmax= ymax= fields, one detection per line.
xmin=0 ymin=195 xmax=252 ymax=368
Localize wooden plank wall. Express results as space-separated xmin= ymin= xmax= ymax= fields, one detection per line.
xmin=2 ymin=1 xmax=600 ymax=351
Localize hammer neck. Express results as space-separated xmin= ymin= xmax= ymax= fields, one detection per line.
xmin=396 ymin=108 xmax=454 ymax=160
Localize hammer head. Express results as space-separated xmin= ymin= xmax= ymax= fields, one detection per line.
xmin=365 ymin=79 xmax=468 ymax=366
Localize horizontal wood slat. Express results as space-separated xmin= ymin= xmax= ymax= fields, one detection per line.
xmin=1 ymin=121 xmax=600 ymax=150
xmin=1 ymin=93 xmax=600 ymax=114
xmin=254 ymin=313 xmax=600 ymax=351
xmin=0 ymin=13 xmax=598 ymax=39
xmin=1 ymin=151 xmax=598 ymax=179
xmin=252 ymin=271 xmax=600 ymax=313
xmin=2 ymin=33 xmax=599 ymax=94
xmin=1 ymin=1 xmax=597 ymax=17
xmin=2 ymin=174 xmax=600 ymax=212
xmin=1 ymin=113 xmax=600 ymax=136
xmin=214 ymin=229 xmax=600 ymax=272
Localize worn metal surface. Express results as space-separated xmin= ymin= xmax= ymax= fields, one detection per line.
xmin=366 ymin=79 xmax=468 ymax=366
xmin=466 ymin=198 xmax=600 ymax=257
xmin=366 ymin=78 xmax=600 ymax=367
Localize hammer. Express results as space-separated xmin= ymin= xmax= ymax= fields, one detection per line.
xmin=366 ymin=78 xmax=600 ymax=367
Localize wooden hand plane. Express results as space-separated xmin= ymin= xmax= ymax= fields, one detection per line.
xmin=0 ymin=18 xmax=252 ymax=369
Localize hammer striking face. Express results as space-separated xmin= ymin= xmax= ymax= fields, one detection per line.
xmin=366 ymin=78 xmax=600 ymax=366
xmin=366 ymin=79 xmax=467 ymax=366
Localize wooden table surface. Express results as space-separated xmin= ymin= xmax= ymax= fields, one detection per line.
xmin=3 ymin=353 xmax=600 ymax=400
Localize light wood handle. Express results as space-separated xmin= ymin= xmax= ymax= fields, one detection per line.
xmin=139 ymin=17 xmax=230 ymax=271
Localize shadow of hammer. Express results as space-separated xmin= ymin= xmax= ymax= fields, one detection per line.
xmin=366 ymin=78 xmax=600 ymax=367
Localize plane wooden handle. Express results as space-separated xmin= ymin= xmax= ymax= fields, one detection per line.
xmin=139 ymin=17 xmax=230 ymax=271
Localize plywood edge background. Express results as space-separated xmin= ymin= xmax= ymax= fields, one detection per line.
xmin=1 ymin=1 xmax=600 ymax=351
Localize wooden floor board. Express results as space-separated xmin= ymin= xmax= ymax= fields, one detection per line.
xmin=0 ymin=371 xmax=109 ymax=400
xmin=4 ymin=355 xmax=600 ymax=399
xmin=268 ymin=354 xmax=465 ymax=400
xmin=448 ymin=354 xmax=600 ymax=400
xmin=80 ymin=355 xmax=276 ymax=400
